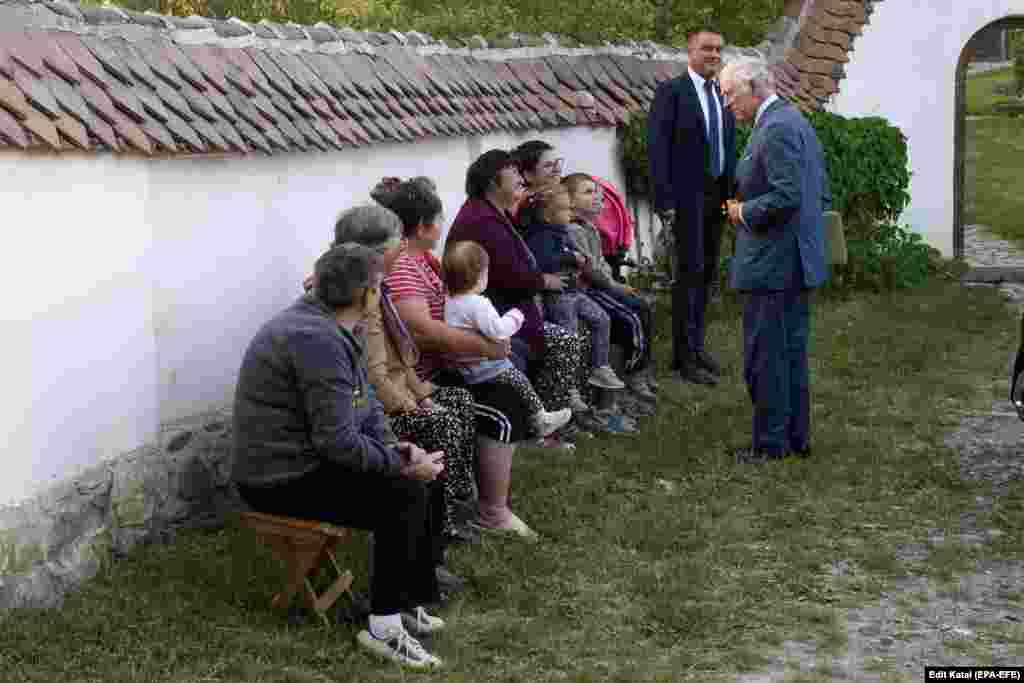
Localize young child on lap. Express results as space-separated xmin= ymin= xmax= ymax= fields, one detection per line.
xmin=443 ymin=240 xmax=573 ymax=437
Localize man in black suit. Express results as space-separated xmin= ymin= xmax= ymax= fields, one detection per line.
xmin=648 ymin=28 xmax=737 ymax=385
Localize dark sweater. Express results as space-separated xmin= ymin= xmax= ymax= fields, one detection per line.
xmin=232 ymin=295 xmax=401 ymax=488
xmin=448 ymin=197 xmax=546 ymax=356
xmin=523 ymin=221 xmax=581 ymax=286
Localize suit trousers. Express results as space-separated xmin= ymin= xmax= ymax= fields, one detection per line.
xmin=742 ymin=289 xmax=811 ymax=456
xmin=238 ymin=462 xmax=443 ymax=617
xmin=672 ymin=177 xmax=725 ymax=367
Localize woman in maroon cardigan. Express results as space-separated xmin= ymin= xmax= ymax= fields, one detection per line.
xmin=447 ymin=150 xmax=587 ymax=429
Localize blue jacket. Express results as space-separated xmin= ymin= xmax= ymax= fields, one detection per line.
xmin=524 ymin=222 xmax=581 ymax=280
xmin=232 ymin=294 xmax=402 ymax=488
xmin=730 ymin=99 xmax=830 ymax=292
xmin=648 ymin=72 xmax=737 ymax=274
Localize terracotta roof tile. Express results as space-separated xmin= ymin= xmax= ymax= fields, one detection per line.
xmin=214 ymin=120 xmax=248 ymax=153
xmin=80 ymin=35 xmax=135 ymax=86
xmin=39 ymin=40 xmax=82 ymax=86
xmin=87 ymin=114 xmax=119 ymax=151
xmin=0 ymin=12 xmax=692 ymax=155
xmin=141 ymin=119 xmax=177 ymax=152
xmin=5 ymin=32 xmax=47 ymax=79
xmin=0 ymin=107 xmax=30 ymax=148
xmin=51 ymin=33 xmax=109 ymax=89
xmin=13 ymin=66 xmax=61 ymax=119
xmin=234 ymin=117 xmax=271 ymax=154
xmin=190 ymin=116 xmax=230 ymax=152
xmin=0 ymin=76 xmax=33 ymax=119
xmin=110 ymin=110 xmax=153 ymax=154
xmin=46 ymin=75 xmax=93 ymax=124
xmin=22 ymin=112 xmax=61 ymax=149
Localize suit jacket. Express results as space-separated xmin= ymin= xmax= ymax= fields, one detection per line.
xmin=648 ymin=72 xmax=736 ymax=272
xmin=1012 ymin=311 xmax=1024 ymax=410
xmin=730 ymin=98 xmax=830 ymax=292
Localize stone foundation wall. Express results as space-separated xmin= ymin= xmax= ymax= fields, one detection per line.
xmin=0 ymin=410 xmax=241 ymax=609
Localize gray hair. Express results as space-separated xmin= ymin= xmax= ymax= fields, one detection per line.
xmin=721 ymin=56 xmax=776 ymax=98
xmin=333 ymin=204 xmax=403 ymax=250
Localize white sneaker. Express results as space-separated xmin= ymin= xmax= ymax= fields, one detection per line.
xmin=530 ymin=408 xmax=572 ymax=437
xmin=401 ymin=606 xmax=446 ymax=636
xmin=588 ymin=365 xmax=626 ymax=390
xmin=357 ymin=626 xmax=443 ymax=669
xmin=568 ymin=390 xmax=590 ymax=413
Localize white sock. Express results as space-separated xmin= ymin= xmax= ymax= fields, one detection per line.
xmin=369 ymin=613 xmax=403 ymax=639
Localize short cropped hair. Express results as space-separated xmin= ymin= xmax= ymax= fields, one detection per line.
xmin=465 ymin=149 xmax=516 ymax=199
xmin=511 ymin=140 xmax=554 ymax=175
xmin=314 ymin=243 xmax=384 ymax=309
xmin=333 ymin=204 xmax=403 ymax=250
xmin=444 ymin=241 xmax=490 ymax=296
xmin=376 ymin=178 xmax=443 ymax=237
xmin=721 ymin=56 xmax=776 ymax=97
xmin=687 ymin=26 xmax=723 ymax=42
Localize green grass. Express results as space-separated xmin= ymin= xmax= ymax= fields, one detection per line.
xmin=965 ymin=66 xmax=1020 ymax=116
xmin=964 ymin=115 xmax=1024 ymax=245
xmin=0 ymin=279 xmax=1020 ymax=682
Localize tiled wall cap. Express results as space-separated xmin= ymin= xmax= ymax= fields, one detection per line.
xmin=256 ymin=20 xmax=287 ymax=39
xmin=402 ymin=31 xmax=428 ymax=47
xmin=311 ymin=23 xmax=340 ymax=41
xmin=44 ymin=0 xmax=83 ymax=21
xmin=210 ymin=19 xmax=252 ymax=38
xmin=278 ymin=22 xmax=308 ymax=41
xmin=170 ymin=15 xmax=211 ymax=29
xmin=79 ymin=5 xmax=128 ymax=25
xmin=489 ymin=36 xmax=519 ymax=49
xmin=352 ymin=42 xmax=376 ymax=56
xmin=388 ymin=30 xmax=409 ymax=46
xmin=127 ymin=10 xmax=170 ymax=29
xmin=466 ymin=36 xmax=488 ymax=50
xmin=335 ymin=27 xmax=368 ymax=43
xmin=306 ymin=25 xmax=339 ymax=43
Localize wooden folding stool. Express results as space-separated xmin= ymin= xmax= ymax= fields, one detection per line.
xmin=238 ymin=511 xmax=356 ymax=626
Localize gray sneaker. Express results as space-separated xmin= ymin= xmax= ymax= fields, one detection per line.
xmin=588 ymin=365 xmax=626 ymax=390
xmin=357 ymin=626 xmax=442 ymax=669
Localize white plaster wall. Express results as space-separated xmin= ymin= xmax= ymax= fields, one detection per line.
xmin=0 ymin=153 xmax=157 ymax=506
xmin=0 ymin=124 xmax=634 ymax=508
xmin=828 ymin=0 xmax=1024 ymax=257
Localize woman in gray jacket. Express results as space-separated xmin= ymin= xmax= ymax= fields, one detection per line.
xmin=232 ymin=244 xmax=449 ymax=670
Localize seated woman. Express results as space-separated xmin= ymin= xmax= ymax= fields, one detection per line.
xmin=331 ymin=204 xmax=480 ymax=547
xmin=510 ymin=140 xmax=563 ymax=221
xmin=233 ymin=244 xmax=446 ymax=670
xmin=564 ymin=172 xmax=658 ymax=404
xmin=446 ymin=150 xmax=589 ymax=444
xmin=373 ymin=178 xmax=540 ymax=538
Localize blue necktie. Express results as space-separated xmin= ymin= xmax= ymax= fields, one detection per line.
xmin=705 ymin=79 xmax=722 ymax=178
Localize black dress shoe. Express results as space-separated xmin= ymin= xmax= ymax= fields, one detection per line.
xmin=678 ymin=363 xmax=718 ymax=386
xmin=731 ymin=446 xmax=785 ymax=464
xmin=694 ymin=350 xmax=722 ymax=376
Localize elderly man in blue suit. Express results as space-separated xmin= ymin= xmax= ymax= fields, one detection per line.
xmin=648 ymin=28 xmax=737 ymax=386
xmin=719 ymin=57 xmax=830 ymax=463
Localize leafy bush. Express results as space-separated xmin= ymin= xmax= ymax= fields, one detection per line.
xmin=838 ymin=224 xmax=941 ymax=293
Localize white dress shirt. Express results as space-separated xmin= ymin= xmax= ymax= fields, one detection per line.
xmin=688 ymin=67 xmax=725 ymax=177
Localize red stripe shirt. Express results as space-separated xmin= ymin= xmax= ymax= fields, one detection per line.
xmin=385 ymin=250 xmax=446 ymax=379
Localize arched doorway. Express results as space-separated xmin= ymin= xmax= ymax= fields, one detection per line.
xmin=954 ymin=16 xmax=1024 ymax=261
